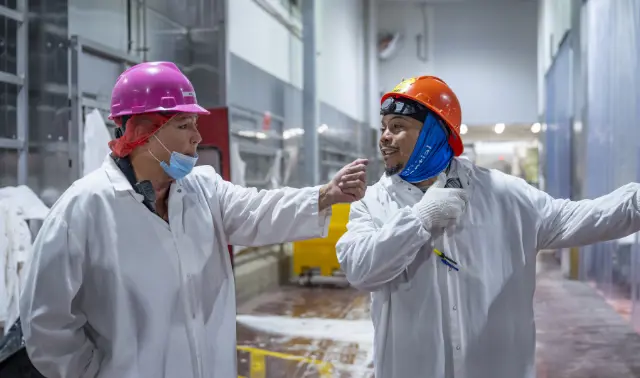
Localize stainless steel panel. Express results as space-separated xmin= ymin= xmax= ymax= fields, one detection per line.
xmin=26 ymin=0 xmax=70 ymax=198
xmin=0 ymin=82 xmax=17 ymax=138
xmin=0 ymin=15 xmax=18 ymax=75
xmin=0 ymin=0 xmax=27 ymax=185
xmin=68 ymin=0 xmax=129 ymax=52
xmin=0 ymin=147 xmax=17 ymax=186
xmin=229 ymin=50 xmax=367 ymax=188
xmin=141 ymin=0 xmax=225 ymax=107
xmin=196 ymin=146 xmax=221 ymax=172
xmin=228 ymin=54 xmax=287 ymax=117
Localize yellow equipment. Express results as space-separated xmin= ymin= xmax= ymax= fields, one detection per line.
xmin=292 ymin=203 xmax=350 ymax=284
xmin=237 ymin=345 xmax=333 ymax=378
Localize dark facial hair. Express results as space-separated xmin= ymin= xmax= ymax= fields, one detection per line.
xmin=385 ymin=164 xmax=404 ymax=176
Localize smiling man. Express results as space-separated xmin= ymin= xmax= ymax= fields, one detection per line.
xmin=20 ymin=62 xmax=368 ymax=378
xmin=336 ymin=75 xmax=640 ymax=378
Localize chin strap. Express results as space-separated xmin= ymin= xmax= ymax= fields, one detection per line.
xmin=111 ymin=154 xmax=157 ymax=214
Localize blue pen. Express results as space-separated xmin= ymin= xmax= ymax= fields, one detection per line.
xmin=441 ymin=258 xmax=459 ymax=271
xmin=434 ymin=248 xmax=459 ymax=271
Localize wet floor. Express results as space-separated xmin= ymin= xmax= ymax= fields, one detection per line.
xmin=237 ymin=252 xmax=640 ymax=378
xmin=534 ymin=252 xmax=640 ymax=378
xmin=236 ymin=286 xmax=373 ymax=378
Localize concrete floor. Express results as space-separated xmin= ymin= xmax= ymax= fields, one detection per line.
xmin=534 ymin=253 xmax=640 ymax=378
xmin=236 ymin=253 xmax=640 ymax=378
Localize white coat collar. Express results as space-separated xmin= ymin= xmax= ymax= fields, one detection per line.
xmin=102 ymin=155 xmax=186 ymax=204
xmin=378 ymin=157 xmax=475 ymax=192
xmin=103 ymin=155 xmax=135 ymax=193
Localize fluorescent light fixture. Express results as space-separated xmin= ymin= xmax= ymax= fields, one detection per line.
xmin=318 ymin=124 xmax=329 ymax=134
xmin=283 ymin=128 xmax=304 ymax=140
xmin=494 ymin=123 xmax=505 ymax=134
xmin=460 ymin=124 xmax=468 ymax=135
xmin=530 ymin=122 xmax=541 ymax=134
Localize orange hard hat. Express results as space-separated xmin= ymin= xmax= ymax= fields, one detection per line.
xmin=381 ymin=76 xmax=463 ymax=156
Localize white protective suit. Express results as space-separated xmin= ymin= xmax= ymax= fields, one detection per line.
xmin=337 ymin=157 xmax=640 ymax=378
xmin=0 ymin=200 xmax=33 ymax=331
xmin=0 ymin=185 xmax=50 ymax=331
xmin=20 ymin=156 xmax=330 ymax=378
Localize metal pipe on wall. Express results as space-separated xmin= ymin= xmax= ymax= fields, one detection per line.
xmin=302 ymin=0 xmax=319 ymax=186
xmin=142 ymin=0 xmax=148 ymax=61
xmin=570 ymin=0 xmax=586 ymax=202
xmin=219 ymin=0 xmax=229 ymax=107
xmin=416 ymin=3 xmax=429 ymax=62
xmin=16 ymin=0 xmax=28 ymax=185
xmin=364 ymin=0 xmax=379 ymax=142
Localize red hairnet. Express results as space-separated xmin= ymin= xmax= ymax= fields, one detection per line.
xmin=108 ymin=113 xmax=173 ymax=157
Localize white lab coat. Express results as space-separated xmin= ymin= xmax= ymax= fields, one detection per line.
xmin=337 ymin=158 xmax=640 ymax=378
xmin=20 ymin=156 xmax=330 ymax=378
xmin=0 ymin=185 xmax=49 ymax=332
xmin=0 ymin=200 xmax=33 ymax=331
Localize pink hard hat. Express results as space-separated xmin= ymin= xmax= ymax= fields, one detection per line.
xmin=108 ymin=61 xmax=210 ymax=119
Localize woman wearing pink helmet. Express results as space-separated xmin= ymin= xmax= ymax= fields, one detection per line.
xmin=19 ymin=62 xmax=368 ymax=378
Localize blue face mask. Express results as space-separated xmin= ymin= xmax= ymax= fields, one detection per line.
xmin=399 ymin=113 xmax=454 ymax=183
xmin=150 ymin=135 xmax=199 ymax=180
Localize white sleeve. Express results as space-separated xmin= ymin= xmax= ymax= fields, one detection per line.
xmin=336 ymin=200 xmax=433 ymax=291
xmin=207 ymin=168 xmax=330 ymax=246
xmin=19 ymin=215 xmax=101 ymax=378
xmin=521 ymin=181 xmax=640 ymax=250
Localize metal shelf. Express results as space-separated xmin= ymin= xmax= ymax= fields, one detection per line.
xmin=0 ymin=1 xmax=28 ymax=185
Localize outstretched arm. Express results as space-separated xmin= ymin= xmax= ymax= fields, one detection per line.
xmin=213 ymin=159 xmax=368 ymax=246
xmin=517 ymin=179 xmax=640 ymax=250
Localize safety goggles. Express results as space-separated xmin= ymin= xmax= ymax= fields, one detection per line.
xmin=380 ymin=96 xmax=430 ymax=123
xmin=381 ymin=97 xmax=451 ymax=137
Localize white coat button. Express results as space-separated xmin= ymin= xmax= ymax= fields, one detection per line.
xmin=448 ymin=267 xmax=453 ymax=272
xmin=456 ymin=345 xmax=461 ymax=351
xmin=177 ymin=189 xmax=182 ymax=193
xmin=453 ymin=305 xmax=457 ymax=311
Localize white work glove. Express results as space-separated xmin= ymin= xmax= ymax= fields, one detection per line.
xmin=413 ymin=173 xmax=468 ymax=232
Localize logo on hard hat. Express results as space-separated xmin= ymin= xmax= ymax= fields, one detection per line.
xmin=182 ymin=91 xmax=197 ymax=101
xmin=391 ymin=77 xmax=417 ymax=94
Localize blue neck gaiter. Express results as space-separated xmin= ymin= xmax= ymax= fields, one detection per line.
xmin=399 ymin=113 xmax=453 ymax=183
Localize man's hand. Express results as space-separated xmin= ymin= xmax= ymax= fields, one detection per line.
xmin=414 ymin=173 xmax=468 ymax=232
xmin=319 ymin=158 xmax=368 ymax=211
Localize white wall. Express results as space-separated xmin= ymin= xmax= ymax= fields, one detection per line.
xmin=228 ymin=0 xmax=302 ymax=87
xmin=377 ymin=1 xmax=435 ymax=96
xmin=228 ymin=0 xmax=367 ymax=122
xmin=377 ymin=0 xmax=538 ymax=126
xmin=318 ymin=0 xmax=366 ymax=122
